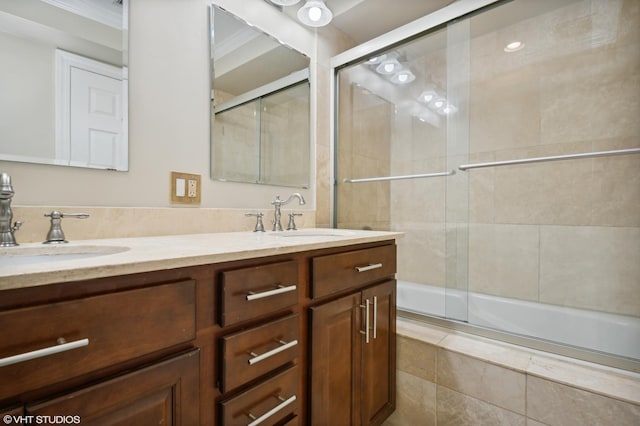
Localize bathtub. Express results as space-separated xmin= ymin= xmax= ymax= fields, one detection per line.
xmin=396 ymin=280 xmax=640 ymax=360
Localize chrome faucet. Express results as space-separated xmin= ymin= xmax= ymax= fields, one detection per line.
xmin=271 ymin=193 xmax=306 ymax=231
xmin=0 ymin=173 xmax=21 ymax=247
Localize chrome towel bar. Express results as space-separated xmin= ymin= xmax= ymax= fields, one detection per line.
xmin=458 ymin=148 xmax=640 ymax=171
xmin=343 ymin=170 xmax=455 ymax=183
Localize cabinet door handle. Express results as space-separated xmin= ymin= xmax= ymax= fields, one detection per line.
xmin=355 ymin=263 xmax=382 ymax=272
xmin=247 ymin=394 xmax=297 ymax=426
xmin=0 ymin=338 xmax=89 ymax=368
xmin=246 ymin=284 xmax=297 ymax=301
xmin=248 ymin=339 xmax=298 ymax=365
xmin=373 ymin=296 xmax=378 ymax=340
xmin=359 ymin=299 xmax=370 ymax=344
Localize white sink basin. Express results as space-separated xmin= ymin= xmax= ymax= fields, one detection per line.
xmin=0 ymin=245 xmax=129 ymax=267
xmin=268 ymin=229 xmax=356 ymax=238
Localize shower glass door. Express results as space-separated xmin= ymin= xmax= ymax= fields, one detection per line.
xmin=334 ymin=20 xmax=467 ymax=321
xmin=335 ymin=0 xmax=640 ymax=362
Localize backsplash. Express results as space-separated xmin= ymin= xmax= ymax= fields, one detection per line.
xmin=12 ymin=206 xmax=316 ymax=243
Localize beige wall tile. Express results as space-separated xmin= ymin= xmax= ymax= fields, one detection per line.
xmin=468 ymin=152 xmax=496 ymax=224
xmin=396 ymin=224 xmax=446 ymax=285
xmin=437 ymin=386 xmax=526 ymax=426
xmin=396 ymin=318 xmax=449 ymax=345
xmin=493 ymin=144 xmax=594 ymax=226
xmin=591 ymin=148 xmax=640 ymax=227
xmin=527 ymin=375 xmax=640 ymax=426
xmin=382 ymin=370 xmax=437 ymax=426
xmin=12 ymin=206 xmax=317 ymax=243
xmin=439 ymin=334 xmax=532 ymax=372
xmin=437 ymin=349 xmax=526 ymax=414
xmin=539 ymin=225 xmax=640 ymax=316
xmin=397 ymin=336 xmax=437 ymax=382
xmin=527 ymin=355 xmax=640 ymax=405
xmin=468 ymin=224 xmax=540 ymax=301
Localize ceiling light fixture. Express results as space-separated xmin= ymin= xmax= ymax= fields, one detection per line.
xmin=438 ymin=103 xmax=458 ymax=115
xmin=429 ymin=97 xmax=446 ymax=110
xmin=269 ymin=0 xmax=302 ymax=6
xmin=366 ymin=54 xmax=387 ymax=65
xmin=504 ymin=40 xmax=525 ymax=52
xmin=418 ymin=89 xmax=438 ymax=104
xmin=390 ymin=70 xmax=415 ymax=85
xmin=297 ymin=0 xmax=333 ymax=27
xmin=375 ymin=59 xmax=401 ymax=75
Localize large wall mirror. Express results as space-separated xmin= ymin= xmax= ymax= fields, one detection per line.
xmin=210 ymin=5 xmax=311 ymax=188
xmin=0 ymin=0 xmax=128 ymax=171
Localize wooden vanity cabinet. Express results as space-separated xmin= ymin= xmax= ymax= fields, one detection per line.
xmin=214 ymin=259 xmax=302 ymax=425
xmin=0 ymin=271 xmax=201 ymax=425
xmin=309 ymin=245 xmax=397 ymax=426
xmin=1 ymin=237 xmax=397 ymax=425
xmin=26 ymin=349 xmax=200 ymax=425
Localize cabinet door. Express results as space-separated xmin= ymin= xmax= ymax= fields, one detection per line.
xmin=26 ymin=349 xmax=199 ymax=426
xmin=309 ymin=292 xmax=362 ymax=426
xmin=361 ymin=280 xmax=396 ymax=425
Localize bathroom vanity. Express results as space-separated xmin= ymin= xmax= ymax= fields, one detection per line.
xmin=0 ymin=230 xmax=399 ymax=425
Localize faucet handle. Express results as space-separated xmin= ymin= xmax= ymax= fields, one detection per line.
xmin=287 ymin=212 xmax=303 ymax=231
xmin=245 ymin=212 xmax=265 ymax=232
xmin=44 ymin=212 xmax=90 ymax=219
xmin=43 ymin=211 xmax=90 ymax=244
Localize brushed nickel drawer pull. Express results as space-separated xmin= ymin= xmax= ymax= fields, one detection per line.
xmin=0 ymin=337 xmax=89 ymax=368
xmin=247 ymin=394 xmax=297 ymax=426
xmin=359 ymin=299 xmax=370 ymax=344
xmin=246 ymin=284 xmax=297 ymax=301
xmin=355 ymin=263 xmax=383 ymax=272
xmin=248 ymin=339 xmax=298 ymax=365
xmin=373 ymin=296 xmax=378 ymax=340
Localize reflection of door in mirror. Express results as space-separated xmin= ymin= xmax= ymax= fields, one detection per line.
xmin=57 ymin=50 xmax=126 ymax=170
xmin=0 ymin=0 xmax=128 ymax=170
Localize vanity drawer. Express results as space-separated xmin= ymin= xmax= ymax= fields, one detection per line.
xmin=0 ymin=281 xmax=196 ymax=401
xmin=220 ymin=365 xmax=299 ymax=426
xmin=311 ymin=244 xmax=396 ymax=298
xmin=220 ymin=260 xmax=298 ymax=326
xmin=221 ymin=314 xmax=299 ymax=392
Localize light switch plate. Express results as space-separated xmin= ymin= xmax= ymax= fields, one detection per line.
xmin=171 ymin=172 xmax=201 ymax=205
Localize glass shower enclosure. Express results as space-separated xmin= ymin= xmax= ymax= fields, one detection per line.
xmin=333 ymin=0 xmax=640 ymax=367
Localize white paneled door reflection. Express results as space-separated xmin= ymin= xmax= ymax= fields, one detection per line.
xmin=69 ymin=67 xmax=123 ymax=170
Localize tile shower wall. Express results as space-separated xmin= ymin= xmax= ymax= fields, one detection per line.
xmin=383 ymin=319 xmax=640 ymax=426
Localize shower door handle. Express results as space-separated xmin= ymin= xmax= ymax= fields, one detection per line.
xmin=359 ymin=299 xmax=370 ymax=343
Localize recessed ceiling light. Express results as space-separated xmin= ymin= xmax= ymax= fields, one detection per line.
xmin=390 ymin=70 xmax=415 ymax=85
xmin=366 ymin=55 xmax=387 ymax=65
xmin=375 ymin=59 xmax=401 ymax=75
xmin=504 ymin=41 xmax=525 ymax=52
xmin=418 ymin=89 xmax=438 ymax=104
xmin=438 ymin=103 xmax=458 ymax=115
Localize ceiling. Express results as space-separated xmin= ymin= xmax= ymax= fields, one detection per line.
xmin=280 ymin=0 xmax=455 ymax=44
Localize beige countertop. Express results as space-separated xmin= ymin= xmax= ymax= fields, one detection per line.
xmin=0 ymin=228 xmax=402 ymax=291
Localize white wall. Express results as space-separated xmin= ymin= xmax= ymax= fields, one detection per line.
xmin=0 ymin=0 xmax=317 ymax=209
